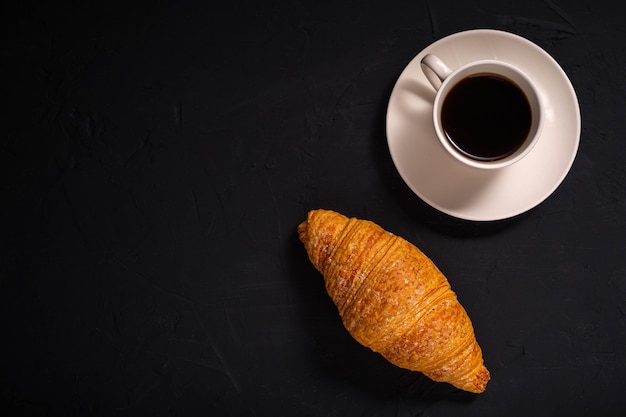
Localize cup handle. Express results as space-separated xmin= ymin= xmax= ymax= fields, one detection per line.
xmin=420 ymin=54 xmax=452 ymax=91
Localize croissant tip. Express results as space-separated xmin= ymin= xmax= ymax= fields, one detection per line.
xmin=297 ymin=220 xmax=308 ymax=243
xmin=298 ymin=209 xmax=336 ymax=242
xmin=463 ymin=366 xmax=490 ymax=393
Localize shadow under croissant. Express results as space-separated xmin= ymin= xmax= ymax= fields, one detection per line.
xmin=285 ymin=229 xmax=480 ymax=405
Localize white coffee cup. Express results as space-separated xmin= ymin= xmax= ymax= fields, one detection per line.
xmin=420 ymin=54 xmax=544 ymax=169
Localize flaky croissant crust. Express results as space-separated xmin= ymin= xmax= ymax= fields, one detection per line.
xmin=298 ymin=209 xmax=490 ymax=393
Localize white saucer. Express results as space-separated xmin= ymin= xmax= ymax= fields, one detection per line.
xmin=386 ymin=29 xmax=580 ymax=221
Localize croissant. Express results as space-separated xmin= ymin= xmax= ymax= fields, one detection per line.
xmin=297 ymin=209 xmax=490 ymax=393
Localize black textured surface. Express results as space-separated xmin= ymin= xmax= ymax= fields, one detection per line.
xmin=2 ymin=1 xmax=626 ymax=416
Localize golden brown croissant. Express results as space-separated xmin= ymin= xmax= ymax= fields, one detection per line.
xmin=297 ymin=209 xmax=490 ymax=393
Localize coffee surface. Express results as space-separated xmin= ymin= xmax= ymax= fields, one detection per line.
xmin=441 ymin=73 xmax=532 ymax=161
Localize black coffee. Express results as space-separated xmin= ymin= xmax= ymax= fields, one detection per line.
xmin=441 ymin=73 xmax=532 ymax=161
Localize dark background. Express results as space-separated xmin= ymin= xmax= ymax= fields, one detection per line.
xmin=2 ymin=0 xmax=625 ymax=416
